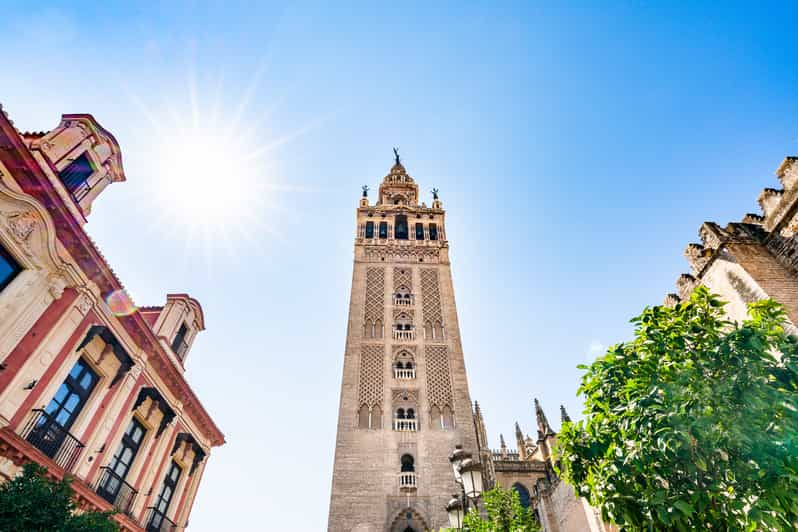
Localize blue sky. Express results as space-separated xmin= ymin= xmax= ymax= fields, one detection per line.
xmin=3 ymin=2 xmax=798 ymax=530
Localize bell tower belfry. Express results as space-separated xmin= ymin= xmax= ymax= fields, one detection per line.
xmin=327 ymin=153 xmax=479 ymax=532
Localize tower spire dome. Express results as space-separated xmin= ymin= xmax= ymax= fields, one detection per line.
xmin=378 ymin=150 xmax=418 ymax=205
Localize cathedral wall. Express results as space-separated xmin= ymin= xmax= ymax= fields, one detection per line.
xmin=698 ymin=251 xmax=770 ymax=324
xmin=541 ymin=481 xmax=606 ymax=532
xmin=726 ymin=242 xmax=798 ymax=324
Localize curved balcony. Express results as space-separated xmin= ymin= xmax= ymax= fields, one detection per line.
xmin=95 ymin=467 xmax=139 ymax=516
xmin=21 ymin=409 xmax=85 ymax=472
xmin=145 ymin=507 xmax=178 ymax=532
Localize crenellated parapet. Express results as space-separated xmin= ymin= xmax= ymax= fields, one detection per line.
xmin=668 ymin=157 xmax=798 ymax=324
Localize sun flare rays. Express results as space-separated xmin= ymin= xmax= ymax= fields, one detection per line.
xmin=123 ymin=65 xmax=322 ymax=270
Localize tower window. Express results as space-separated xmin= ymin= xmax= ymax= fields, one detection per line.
xmin=429 ymin=223 xmax=438 ymax=241
xmin=400 ymin=454 xmax=415 ymax=472
xmin=171 ymin=323 xmax=189 ymax=359
xmin=395 ymin=215 xmax=408 ymax=240
xmin=415 ymin=223 xmax=424 ymax=240
xmin=59 ymin=153 xmax=95 ymax=197
xmin=358 ymin=405 xmax=370 ymax=428
xmin=365 ymin=221 xmax=374 ymax=239
xmin=379 ymin=222 xmax=388 ymax=239
xmin=0 ymin=244 xmax=21 ymax=292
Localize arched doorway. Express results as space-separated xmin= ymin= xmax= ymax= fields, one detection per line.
xmin=512 ymin=482 xmax=531 ymax=509
xmin=389 ymin=508 xmax=428 ymax=532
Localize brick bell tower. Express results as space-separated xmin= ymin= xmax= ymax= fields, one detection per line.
xmin=328 ymin=151 xmax=479 ymax=532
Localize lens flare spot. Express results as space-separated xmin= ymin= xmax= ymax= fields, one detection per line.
xmin=105 ymin=290 xmax=137 ymax=316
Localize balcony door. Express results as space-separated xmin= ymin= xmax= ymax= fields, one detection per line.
xmin=28 ymin=359 xmax=98 ymax=458
xmin=97 ymin=418 xmax=146 ymax=504
xmin=148 ymin=461 xmax=182 ymax=530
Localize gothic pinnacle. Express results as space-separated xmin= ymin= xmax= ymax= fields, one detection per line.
xmin=535 ymin=398 xmax=554 ymax=436
xmin=560 ymin=404 xmax=572 ymax=423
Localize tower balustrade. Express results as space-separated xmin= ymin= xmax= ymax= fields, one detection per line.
xmin=392 ymin=329 xmax=415 ymax=340
xmin=394 ymin=367 xmax=415 ymax=380
xmin=398 ymin=472 xmax=417 ymax=489
xmin=393 ymin=418 xmax=418 ymax=431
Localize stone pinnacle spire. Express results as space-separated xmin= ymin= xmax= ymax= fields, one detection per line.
xmin=535 ymin=398 xmax=554 ymax=438
xmin=560 ymin=404 xmax=572 ymax=423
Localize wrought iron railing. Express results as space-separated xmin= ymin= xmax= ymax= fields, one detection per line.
xmin=145 ymin=507 xmax=178 ymax=532
xmin=95 ymin=466 xmax=139 ymax=516
xmin=21 ymin=409 xmax=85 ymax=472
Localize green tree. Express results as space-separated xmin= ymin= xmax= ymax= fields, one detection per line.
xmin=556 ymin=287 xmax=798 ymax=531
xmin=0 ymin=462 xmax=119 ymax=532
xmin=447 ymin=485 xmax=540 ymax=531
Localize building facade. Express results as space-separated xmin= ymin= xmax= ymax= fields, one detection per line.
xmin=0 ymin=105 xmax=224 ymax=531
xmin=327 ymin=156 xmax=479 ymax=532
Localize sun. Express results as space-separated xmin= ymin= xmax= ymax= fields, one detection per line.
xmin=155 ymin=124 xmax=265 ymax=235
xmin=126 ymin=69 xmax=299 ymax=262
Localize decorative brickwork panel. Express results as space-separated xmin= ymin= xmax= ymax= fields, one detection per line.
xmin=420 ymin=268 xmax=442 ymax=325
xmin=394 ymin=267 xmax=413 ymax=291
xmin=393 ymin=308 xmax=415 ymax=320
xmin=358 ymin=345 xmax=384 ymax=408
xmin=364 ymin=245 xmax=440 ymax=263
xmin=364 ymin=267 xmax=385 ymax=323
xmin=425 ymin=345 xmax=453 ymax=409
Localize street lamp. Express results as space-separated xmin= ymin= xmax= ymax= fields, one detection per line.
xmin=458 ymin=458 xmax=484 ymax=500
xmin=446 ymin=494 xmax=464 ymax=529
xmin=445 ymin=446 xmax=483 ymax=530
xmin=448 ymin=445 xmax=471 ymax=483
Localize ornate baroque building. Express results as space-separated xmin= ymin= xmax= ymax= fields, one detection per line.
xmin=328 ymin=155 xmax=480 ymax=531
xmin=0 ymin=105 xmax=224 ymax=531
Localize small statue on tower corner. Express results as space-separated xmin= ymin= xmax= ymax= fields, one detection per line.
xmin=362 ymin=185 xmax=369 ymax=198
xmin=431 ymin=188 xmax=439 ymax=200
xmin=393 ymin=147 xmax=401 ymax=165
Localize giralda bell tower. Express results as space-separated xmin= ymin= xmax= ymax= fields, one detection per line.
xmin=328 ymin=153 xmax=479 ymax=532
